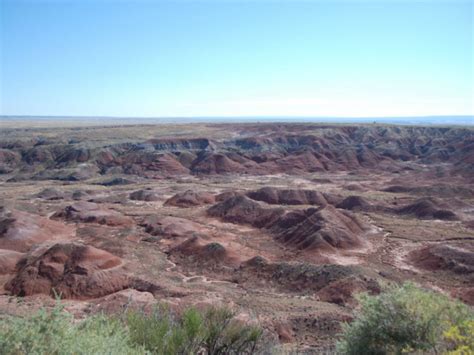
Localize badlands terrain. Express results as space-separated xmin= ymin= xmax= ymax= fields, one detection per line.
xmin=0 ymin=121 xmax=473 ymax=351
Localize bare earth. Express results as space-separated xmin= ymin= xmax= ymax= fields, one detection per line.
xmin=0 ymin=122 xmax=473 ymax=352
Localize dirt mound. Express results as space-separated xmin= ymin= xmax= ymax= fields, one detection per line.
xmin=263 ymin=151 xmax=325 ymax=173
xmin=215 ymin=190 xmax=245 ymax=202
xmin=344 ymin=184 xmax=366 ymax=192
xmin=36 ymin=188 xmax=66 ymax=200
xmin=237 ymin=259 xmax=379 ymax=305
xmin=409 ymin=245 xmax=474 ymax=274
xmin=51 ymin=202 xmax=134 ymax=226
xmin=129 ymin=189 xmax=160 ymax=201
xmin=169 ymin=236 xmax=239 ymax=267
xmin=383 ymin=185 xmax=411 ymax=193
xmin=140 ymin=215 xmax=204 ymax=239
xmin=208 ymin=196 xmax=366 ymax=251
xmin=122 ymin=152 xmax=190 ymax=178
xmin=397 ymin=198 xmax=458 ymax=220
xmin=207 ymin=195 xmax=285 ymax=228
xmin=0 ymin=208 xmax=74 ymax=252
xmin=336 ymin=196 xmax=371 ymax=211
xmin=71 ymin=190 xmax=93 ymax=200
xmin=246 ymin=187 xmax=333 ymax=206
xmin=272 ymin=205 xmax=367 ymax=251
xmin=5 ymin=242 xmax=130 ymax=299
xmin=316 ymin=276 xmax=380 ymax=306
xmin=164 ymin=190 xmax=215 ymax=207
xmin=191 ymin=153 xmax=244 ymax=174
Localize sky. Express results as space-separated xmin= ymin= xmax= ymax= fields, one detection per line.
xmin=0 ymin=0 xmax=473 ymax=118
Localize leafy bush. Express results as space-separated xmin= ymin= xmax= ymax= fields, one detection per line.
xmin=0 ymin=303 xmax=141 ymax=355
xmin=443 ymin=319 xmax=474 ymax=355
xmin=0 ymin=302 xmax=264 ymax=355
xmin=125 ymin=305 xmax=263 ymax=354
xmin=336 ymin=282 xmax=474 ymax=355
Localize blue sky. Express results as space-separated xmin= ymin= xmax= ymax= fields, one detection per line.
xmin=1 ymin=0 xmax=473 ymax=117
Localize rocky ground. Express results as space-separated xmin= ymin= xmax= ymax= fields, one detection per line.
xmin=0 ymin=122 xmax=473 ymax=352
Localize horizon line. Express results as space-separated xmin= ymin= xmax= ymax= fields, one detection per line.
xmin=2 ymin=114 xmax=473 ymax=119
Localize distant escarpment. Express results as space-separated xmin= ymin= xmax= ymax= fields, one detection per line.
xmin=1 ymin=126 xmax=473 ymax=180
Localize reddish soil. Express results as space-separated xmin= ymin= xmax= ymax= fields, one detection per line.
xmin=164 ymin=190 xmax=215 ymax=207
xmin=0 ymin=208 xmax=74 ymax=252
xmin=0 ymin=123 xmax=473 ymax=351
xmin=408 ymin=245 xmax=474 ymax=274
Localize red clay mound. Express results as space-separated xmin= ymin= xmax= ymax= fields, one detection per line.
xmin=164 ymin=190 xmax=215 ymax=207
xmin=122 ymin=152 xmax=190 ymax=177
xmin=208 ymin=197 xmax=367 ymax=251
xmin=272 ymin=205 xmax=367 ymax=251
xmin=140 ymin=215 xmax=204 ymax=239
xmin=169 ymin=236 xmax=239 ymax=267
xmin=191 ymin=153 xmax=244 ymax=174
xmin=5 ymin=242 xmax=130 ymax=299
xmin=129 ymin=189 xmax=160 ymax=202
xmin=383 ymin=185 xmax=412 ymax=193
xmin=0 ymin=208 xmax=74 ymax=252
xmin=52 ymin=202 xmax=134 ymax=227
xmin=237 ymin=259 xmax=379 ymax=305
xmin=215 ymin=191 xmax=245 ymax=202
xmin=336 ymin=196 xmax=372 ymax=211
xmin=316 ymin=276 xmax=380 ymax=306
xmin=262 ymin=151 xmax=325 ymax=173
xmin=409 ymin=245 xmax=474 ymax=274
xmin=397 ymin=198 xmax=458 ymax=220
xmin=207 ymin=195 xmax=285 ymax=228
xmin=36 ymin=188 xmax=66 ymax=200
xmin=247 ymin=187 xmax=333 ymax=206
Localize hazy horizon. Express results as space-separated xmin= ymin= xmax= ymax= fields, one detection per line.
xmin=1 ymin=114 xmax=473 ymax=127
xmin=1 ymin=0 xmax=473 ymax=118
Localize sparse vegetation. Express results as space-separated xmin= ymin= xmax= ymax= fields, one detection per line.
xmin=336 ymin=283 xmax=474 ymax=355
xmin=125 ymin=305 xmax=263 ymax=355
xmin=0 ymin=303 xmax=139 ymax=355
xmin=0 ymin=303 xmax=264 ymax=355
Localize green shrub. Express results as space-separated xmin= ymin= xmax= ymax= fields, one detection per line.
xmin=125 ymin=304 xmax=205 ymax=354
xmin=0 ymin=302 xmax=264 ymax=355
xmin=443 ymin=319 xmax=474 ymax=355
xmin=0 ymin=303 xmax=141 ymax=355
xmin=336 ymin=282 xmax=474 ymax=355
xmin=125 ymin=305 xmax=263 ymax=354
